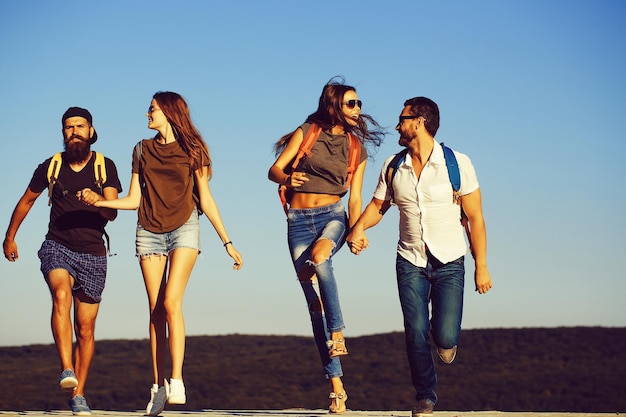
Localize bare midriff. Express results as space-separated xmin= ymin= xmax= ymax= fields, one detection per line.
xmin=290 ymin=192 xmax=341 ymax=209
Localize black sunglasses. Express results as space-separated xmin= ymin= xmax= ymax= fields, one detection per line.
xmin=343 ymin=100 xmax=362 ymax=109
xmin=397 ymin=115 xmax=422 ymax=125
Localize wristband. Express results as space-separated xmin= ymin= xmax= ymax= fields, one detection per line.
xmin=223 ymin=241 xmax=233 ymax=247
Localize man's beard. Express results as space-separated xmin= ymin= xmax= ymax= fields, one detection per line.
xmin=398 ymin=134 xmax=412 ymax=147
xmin=64 ymin=136 xmax=91 ymax=163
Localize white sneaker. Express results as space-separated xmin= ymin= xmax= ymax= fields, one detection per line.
xmin=145 ymin=384 xmax=166 ymax=416
xmin=165 ymin=378 xmax=186 ymax=404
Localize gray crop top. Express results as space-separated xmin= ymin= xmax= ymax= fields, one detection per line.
xmin=295 ymin=123 xmax=368 ymax=196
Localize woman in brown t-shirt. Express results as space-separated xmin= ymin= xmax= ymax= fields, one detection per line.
xmin=268 ymin=77 xmax=384 ymax=413
xmin=83 ymin=91 xmax=243 ymax=416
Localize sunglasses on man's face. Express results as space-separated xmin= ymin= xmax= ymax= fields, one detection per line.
xmin=397 ymin=115 xmax=422 ymax=125
xmin=343 ymin=100 xmax=362 ymax=109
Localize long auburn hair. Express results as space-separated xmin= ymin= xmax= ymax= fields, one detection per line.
xmin=153 ymin=91 xmax=212 ymax=178
xmin=273 ymin=76 xmax=385 ymax=155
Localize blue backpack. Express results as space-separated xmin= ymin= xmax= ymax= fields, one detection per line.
xmin=381 ymin=143 xmax=471 ymax=249
xmin=384 ymin=143 xmax=459 ymax=206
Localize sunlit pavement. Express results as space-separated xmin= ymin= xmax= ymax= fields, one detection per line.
xmin=0 ymin=410 xmax=620 ymax=417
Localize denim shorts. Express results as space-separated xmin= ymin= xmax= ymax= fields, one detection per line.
xmin=38 ymin=240 xmax=107 ymax=303
xmin=136 ymin=207 xmax=200 ymax=257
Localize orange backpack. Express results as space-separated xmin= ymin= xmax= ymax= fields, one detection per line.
xmin=278 ymin=123 xmax=361 ymax=215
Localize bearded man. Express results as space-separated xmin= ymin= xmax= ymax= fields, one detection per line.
xmin=3 ymin=107 xmax=122 ymax=415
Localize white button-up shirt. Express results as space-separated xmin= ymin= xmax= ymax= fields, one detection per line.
xmin=373 ymin=142 xmax=479 ymax=267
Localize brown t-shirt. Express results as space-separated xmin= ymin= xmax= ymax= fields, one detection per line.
xmin=295 ymin=123 xmax=368 ymax=196
xmin=132 ymin=139 xmax=200 ymax=233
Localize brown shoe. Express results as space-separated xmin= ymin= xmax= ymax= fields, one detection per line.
xmin=412 ymin=399 xmax=434 ymax=417
xmin=437 ymin=345 xmax=457 ymax=364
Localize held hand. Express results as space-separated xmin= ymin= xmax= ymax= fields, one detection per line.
xmin=288 ymin=171 xmax=309 ymax=188
xmin=348 ymin=237 xmax=369 ymax=254
xmin=226 ymin=244 xmax=243 ymax=270
xmin=3 ymin=238 xmax=18 ymax=262
xmin=347 ymin=230 xmax=369 ymax=255
xmin=76 ymin=188 xmax=101 ymax=206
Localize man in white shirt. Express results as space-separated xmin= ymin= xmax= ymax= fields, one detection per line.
xmin=347 ymin=96 xmax=492 ymax=417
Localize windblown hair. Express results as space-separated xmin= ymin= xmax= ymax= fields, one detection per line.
xmin=403 ymin=96 xmax=440 ymax=137
xmin=153 ymin=91 xmax=212 ymax=178
xmin=273 ymin=76 xmax=385 ymax=156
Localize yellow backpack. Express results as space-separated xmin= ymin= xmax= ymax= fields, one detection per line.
xmin=46 ymin=152 xmax=106 ymax=206
xmin=45 ymin=151 xmax=114 ymax=256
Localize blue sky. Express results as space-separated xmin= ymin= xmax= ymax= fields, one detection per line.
xmin=1 ymin=0 xmax=624 ymax=347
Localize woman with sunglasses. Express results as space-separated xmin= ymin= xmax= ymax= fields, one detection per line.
xmin=268 ymin=77 xmax=384 ymax=413
xmin=79 ymin=91 xmax=243 ymax=416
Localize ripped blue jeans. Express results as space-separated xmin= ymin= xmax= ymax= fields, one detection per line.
xmin=287 ymin=200 xmax=347 ymax=379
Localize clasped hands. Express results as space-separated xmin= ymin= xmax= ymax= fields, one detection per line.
xmin=346 ymin=229 xmax=369 ymax=255
xmin=76 ymin=188 xmax=102 ymax=206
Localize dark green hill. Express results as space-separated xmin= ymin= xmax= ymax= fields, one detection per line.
xmin=1 ymin=327 xmax=624 ymax=413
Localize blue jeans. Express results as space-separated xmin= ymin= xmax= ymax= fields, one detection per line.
xmin=287 ymin=200 xmax=348 ymax=379
xmin=396 ymin=252 xmax=465 ymax=404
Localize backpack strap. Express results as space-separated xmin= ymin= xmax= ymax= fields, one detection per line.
xmin=133 ymin=141 xmax=144 ymax=184
xmin=379 ymin=148 xmax=409 ymax=214
xmin=440 ymin=142 xmax=460 ymax=203
xmin=47 ymin=152 xmax=108 ymax=200
xmin=94 ymin=152 xmax=106 ymax=192
xmin=91 ymin=151 xmax=114 ymax=256
xmin=386 ymin=148 xmax=409 ymax=201
xmin=344 ymin=133 xmax=361 ymax=189
xmin=441 ymin=142 xmax=472 ymax=251
xmin=47 ymin=152 xmax=63 ymax=206
xmin=279 ymin=124 xmax=322 ymax=215
xmin=133 ymin=141 xmax=143 ymax=160
xmin=293 ymin=124 xmax=321 ymax=169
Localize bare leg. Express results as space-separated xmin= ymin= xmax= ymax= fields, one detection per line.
xmin=310 ymin=238 xmax=334 ymax=265
xmin=140 ymin=255 xmax=168 ymax=385
xmin=164 ymin=248 xmax=197 ymax=380
xmin=72 ymin=292 xmax=100 ymax=397
xmin=45 ymin=269 xmax=75 ymax=373
xmin=329 ymin=376 xmax=347 ymax=413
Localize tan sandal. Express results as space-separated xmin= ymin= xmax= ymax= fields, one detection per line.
xmin=329 ymin=390 xmax=348 ymax=414
xmin=326 ymin=339 xmax=348 ymax=358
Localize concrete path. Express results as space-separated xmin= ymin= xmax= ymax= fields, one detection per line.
xmin=0 ymin=410 xmax=619 ymax=417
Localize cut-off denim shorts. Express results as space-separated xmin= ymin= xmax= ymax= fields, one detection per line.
xmin=136 ymin=207 xmax=200 ymax=258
